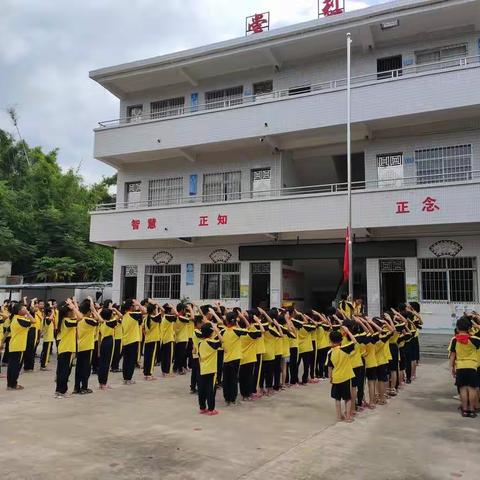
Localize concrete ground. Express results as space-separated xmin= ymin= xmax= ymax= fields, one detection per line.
xmin=0 ymin=356 xmax=477 ymax=480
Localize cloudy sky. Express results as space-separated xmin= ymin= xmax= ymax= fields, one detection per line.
xmin=0 ymin=0 xmax=384 ymax=184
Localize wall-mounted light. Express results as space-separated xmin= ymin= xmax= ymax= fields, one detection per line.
xmin=380 ymin=19 xmax=399 ymax=30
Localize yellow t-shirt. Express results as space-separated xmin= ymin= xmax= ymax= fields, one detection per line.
xmin=240 ymin=326 xmax=261 ymax=365
xmin=223 ymin=326 xmax=247 ymax=363
xmin=174 ymin=316 xmax=190 ymax=343
xmin=144 ymin=314 xmax=162 ymax=344
xmin=57 ymin=317 xmax=78 ymax=353
xmin=100 ymin=319 xmax=117 ymax=340
xmin=450 ymin=335 xmax=480 ymax=370
xmin=198 ymin=338 xmax=220 ymax=375
xmin=42 ymin=316 xmax=55 ymax=343
xmin=77 ymin=317 xmax=98 ymax=352
xmin=326 ymin=342 xmax=355 ymax=384
xmin=122 ymin=312 xmax=143 ymax=346
xmin=160 ymin=315 xmax=176 ymax=343
xmin=9 ymin=315 xmax=32 ymax=352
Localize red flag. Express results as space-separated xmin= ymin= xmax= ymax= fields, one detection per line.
xmin=343 ymin=227 xmax=349 ymax=282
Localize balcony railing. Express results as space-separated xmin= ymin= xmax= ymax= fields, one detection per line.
xmin=97 ymin=55 xmax=480 ymax=128
xmin=94 ymin=170 xmax=480 ymax=212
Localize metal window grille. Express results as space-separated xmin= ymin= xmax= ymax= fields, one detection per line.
xmin=202 ymin=171 xmax=241 ymax=202
xmin=148 ymin=177 xmax=183 ymax=206
xmin=200 ymin=263 xmax=240 ymax=299
xmin=144 ymin=264 xmax=181 ymax=299
xmin=415 ymin=144 xmax=472 ymax=184
xmin=416 ymin=44 xmax=467 ymax=65
xmin=418 ymin=257 xmax=477 ymax=302
xmin=150 ymin=97 xmax=185 ymax=119
xmin=126 ymin=105 xmax=143 ymax=122
xmin=205 ymin=86 xmax=243 ymax=110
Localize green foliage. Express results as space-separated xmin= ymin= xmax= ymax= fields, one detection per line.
xmin=0 ymin=129 xmax=113 ymax=282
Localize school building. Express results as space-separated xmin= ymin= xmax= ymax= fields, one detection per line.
xmin=89 ymin=0 xmax=480 ymax=330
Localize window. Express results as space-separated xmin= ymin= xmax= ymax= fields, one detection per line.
xmin=150 ymin=97 xmax=185 ymax=119
xmin=253 ymin=80 xmax=273 ymax=95
xmin=416 ymin=44 xmax=467 ymax=65
xmin=125 ymin=181 xmax=141 ymax=207
xmin=415 ymin=144 xmax=472 ymax=184
xmin=126 ymin=105 xmax=143 ymax=122
xmin=203 ymin=171 xmax=241 ymax=202
xmin=201 ymin=263 xmax=240 ymax=299
xmin=288 ymin=85 xmax=311 ymax=96
xmin=205 ymin=86 xmax=243 ymax=109
xmin=144 ymin=265 xmax=181 ymax=299
xmin=148 ymin=177 xmax=183 ymax=206
xmin=377 ymin=55 xmax=402 ymax=80
xmin=419 ymin=257 xmax=477 ymax=302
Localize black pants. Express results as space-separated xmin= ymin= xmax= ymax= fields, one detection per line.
xmin=2 ymin=337 xmax=10 ymax=364
xmin=143 ymin=341 xmax=157 ymax=377
xmin=216 ymin=349 xmax=224 ymax=385
xmin=91 ymin=341 xmax=99 ymax=373
xmin=7 ymin=351 xmax=23 ymax=388
xmin=75 ymin=350 xmax=93 ymax=391
xmin=273 ymin=355 xmax=282 ymax=390
xmin=111 ymin=339 xmax=122 ymax=371
xmin=190 ymin=357 xmax=199 ymax=392
xmin=356 ymin=366 xmax=366 ymax=406
xmin=198 ymin=372 xmax=216 ymax=411
xmin=40 ymin=341 xmax=53 ymax=368
xmin=317 ymin=347 xmax=329 ymax=378
xmin=289 ymin=347 xmax=299 ymax=385
xmin=223 ymin=359 xmax=240 ymax=402
xmin=186 ymin=338 xmax=193 ymax=369
xmin=122 ymin=342 xmax=138 ymax=381
xmin=155 ymin=341 xmax=162 ymax=365
xmin=310 ymin=341 xmax=317 ymax=380
xmin=161 ymin=341 xmax=173 ymax=374
xmin=239 ymin=362 xmax=255 ymax=399
xmin=301 ymin=351 xmax=312 ymax=383
xmin=56 ymin=352 xmax=73 ymax=394
xmin=261 ymin=358 xmax=274 ymax=388
xmin=253 ymin=354 xmax=262 ymax=393
xmin=98 ymin=336 xmax=114 ymax=385
xmin=404 ymin=342 xmax=413 ymax=382
xmin=23 ymin=328 xmax=36 ymax=371
xmin=173 ymin=341 xmax=187 ymax=372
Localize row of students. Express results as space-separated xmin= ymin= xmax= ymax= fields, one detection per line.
xmin=448 ymin=314 xmax=480 ymax=418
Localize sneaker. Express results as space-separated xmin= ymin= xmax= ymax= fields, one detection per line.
xmin=207 ymin=410 xmax=219 ymax=416
xmin=82 ymin=388 xmax=93 ymax=394
xmin=72 ymin=389 xmax=81 ymax=394
xmin=54 ymin=392 xmax=65 ymax=399
xmin=40 ymin=367 xmax=51 ymax=372
xmin=199 ymin=408 xmax=208 ymax=414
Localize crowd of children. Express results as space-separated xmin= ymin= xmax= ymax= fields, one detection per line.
xmin=0 ymin=295 xmax=425 ymax=421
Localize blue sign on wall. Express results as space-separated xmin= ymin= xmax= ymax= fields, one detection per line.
xmin=403 ymin=58 xmax=414 ymax=66
xmin=191 ymin=93 xmax=199 ymax=112
xmin=186 ymin=263 xmax=194 ymax=285
xmin=189 ymin=175 xmax=198 ymax=196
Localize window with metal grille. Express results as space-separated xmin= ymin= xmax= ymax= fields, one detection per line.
xmin=416 ymin=44 xmax=467 ymax=65
xmin=144 ymin=265 xmax=181 ymax=299
xmin=200 ymin=263 xmax=240 ymax=299
xmin=205 ymin=86 xmax=243 ymax=110
xmin=202 ymin=171 xmax=241 ymax=202
xmin=415 ymin=145 xmax=472 ymax=184
xmin=148 ymin=177 xmax=183 ymax=206
xmin=419 ymin=257 xmax=477 ymax=302
xmin=150 ymin=97 xmax=185 ymax=119
xmin=126 ymin=105 xmax=143 ymax=122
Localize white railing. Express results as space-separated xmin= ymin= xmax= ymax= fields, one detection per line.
xmin=94 ymin=170 xmax=480 ymax=212
xmin=97 ymin=55 xmax=480 ymax=128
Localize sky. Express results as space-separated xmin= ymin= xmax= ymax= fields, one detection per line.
xmin=0 ymin=0 xmax=385 ymax=184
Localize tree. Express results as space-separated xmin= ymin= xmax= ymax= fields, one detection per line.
xmin=34 ymin=256 xmax=78 ymax=282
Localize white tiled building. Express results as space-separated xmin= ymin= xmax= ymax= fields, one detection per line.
xmin=89 ymin=0 xmax=480 ymax=330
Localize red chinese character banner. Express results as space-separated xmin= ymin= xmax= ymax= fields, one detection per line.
xmin=245 ymin=12 xmax=270 ymax=35
xmin=318 ymin=0 xmax=345 ymax=17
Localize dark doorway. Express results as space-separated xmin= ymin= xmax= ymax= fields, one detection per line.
xmin=381 ymin=271 xmax=406 ymax=312
xmin=121 ymin=266 xmax=137 ymax=301
xmin=377 ymin=55 xmax=402 ymax=80
xmin=251 ymin=263 xmax=270 ymax=309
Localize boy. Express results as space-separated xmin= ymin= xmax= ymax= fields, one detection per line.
xmin=198 ymin=321 xmax=223 ymax=416
xmin=449 ymin=316 xmax=480 ymax=417
xmin=326 ymin=326 xmax=357 ymax=422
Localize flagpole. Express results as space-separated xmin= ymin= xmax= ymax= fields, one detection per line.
xmin=347 ymin=32 xmax=353 ymax=299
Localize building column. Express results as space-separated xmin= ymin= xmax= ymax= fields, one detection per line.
xmin=270 ymin=260 xmax=282 ymax=308
xmin=366 ymin=258 xmax=380 ymax=317
xmin=239 ymin=261 xmax=250 ymax=310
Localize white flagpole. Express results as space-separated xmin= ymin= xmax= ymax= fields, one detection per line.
xmin=347 ymin=32 xmax=353 ymax=299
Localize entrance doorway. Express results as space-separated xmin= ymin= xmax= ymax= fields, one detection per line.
xmin=377 ymin=55 xmax=402 ymax=80
xmin=121 ymin=265 xmax=138 ymax=301
xmin=251 ymin=263 xmax=270 ymax=309
xmin=379 ymin=259 xmax=406 ymax=312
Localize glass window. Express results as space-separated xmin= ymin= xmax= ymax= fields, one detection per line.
xmin=200 ymin=263 xmax=240 ymax=299
xmin=205 ymin=86 xmax=244 ymax=109
xmin=202 ymin=171 xmax=241 ymax=202
xmin=150 ymin=97 xmax=185 ymax=119
xmin=144 ymin=265 xmax=181 ymax=299
xmin=416 ymin=44 xmax=467 ymax=65
xmin=148 ymin=177 xmax=183 ymax=206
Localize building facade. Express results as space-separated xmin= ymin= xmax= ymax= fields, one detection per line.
xmin=89 ymin=0 xmax=480 ymax=330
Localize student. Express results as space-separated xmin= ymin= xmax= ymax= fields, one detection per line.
xmin=1 ymin=300 xmax=11 ymax=366
xmin=40 ymin=304 xmax=55 ymax=371
xmin=143 ymin=302 xmax=162 ymax=380
xmin=6 ymin=301 xmax=34 ymax=390
xmin=326 ymin=326 xmax=358 ymax=422
xmin=98 ymin=301 xmax=120 ymax=390
xmin=55 ymin=298 xmax=81 ymax=398
xmin=449 ymin=316 xmax=480 ymax=417
xmin=110 ymin=305 xmax=123 ymax=373
xmin=374 ymin=317 xmax=394 ymax=405
xmin=338 ymin=294 xmax=354 ymax=318
xmin=221 ymin=309 xmax=247 ymax=404
xmin=23 ymin=297 xmax=39 ymax=371
xmin=260 ymin=309 xmax=282 ymax=395
xmin=198 ymin=322 xmax=223 ymax=415
xmin=121 ymin=298 xmax=146 ymax=385
xmin=0 ymin=304 xmax=7 ymax=378
xmin=288 ymin=311 xmax=302 ymax=386
xmin=314 ymin=311 xmax=332 ymax=380
xmin=190 ymin=312 xmax=204 ymax=394
xmin=173 ymin=303 xmax=190 ymax=375
xmin=160 ymin=304 xmax=177 ymax=376
xmin=239 ymin=312 xmax=263 ymax=400
xmin=297 ymin=313 xmax=316 ymax=385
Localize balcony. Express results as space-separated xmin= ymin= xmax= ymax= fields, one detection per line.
xmin=93 ymin=56 xmax=480 ymax=161
xmin=90 ymin=171 xmax=480 ymax=245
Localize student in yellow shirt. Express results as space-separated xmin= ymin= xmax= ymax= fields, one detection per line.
xmin=143 ymin=302 xmax=162 ymax=380
xmin=326 ymin=326 xmax=358 ymax=422
xmin=259 ymin=308 xmax=283 ymax=396
xmin=159 ymin=304 xmax=178 ymax=376
xmin=198 ymin=322 xmax=223 ymax=415
xmin=173 ymin=303 xmax=190 ymax=375
xmin=40 ymin=304 xmax=55 ymax=371
xmin=98 ymin=301 xmax=121 ymax=390
xmin=190 ymin=313 xmax=205 ymax=394
xmin=0 ymin=304 xmax=8 ymax=378
xmin=55 ymin=298 xmax=82 ymax=398
xmin=110 ymin=303 xmax=123 ymax=373
xmin=1 ymin=300 xmax=11 ymax=366
xmin=23 ymin=297 xmax=41 ymax=372
xmin=6 ymin=301 xmax=34 ymax=390
xmin=297 ymin=314 xmax=316 ymax=385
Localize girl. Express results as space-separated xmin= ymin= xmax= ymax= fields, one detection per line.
xmin=7 ymin=301 xmax=34 ymax=390
xmin=40 ymin=304 xmax=55 ymax=371
xmin=143 ymin=302 xmax=162 ymax=380
xmin=98 ymin=301 xmax=121 ymax=390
